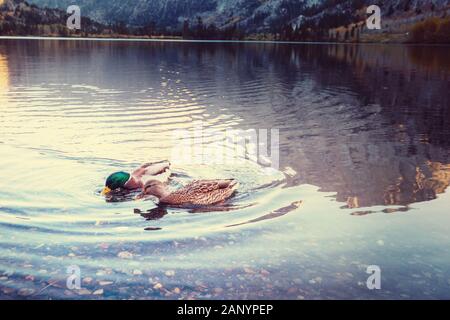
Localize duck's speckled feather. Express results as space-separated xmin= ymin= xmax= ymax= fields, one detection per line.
xmin=160 ymin=179 xmax=238 ymax=205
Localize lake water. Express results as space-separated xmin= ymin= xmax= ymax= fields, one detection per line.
xmin=0 ymin=39 xmax=449 ymax=299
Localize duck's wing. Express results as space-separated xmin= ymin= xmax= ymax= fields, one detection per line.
xmin=133 ymin=160 xmax=171 ymax=178
xmin=163 ymin=179 xmax=239 ymax=205
xmin=186 ymin=179 xmax=238 ymax=192
xmin=142 ymin=169 xmax=171 ymax=184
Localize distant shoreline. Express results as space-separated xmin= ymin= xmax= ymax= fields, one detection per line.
xmin=1 ymin=36 xmax=450 ymax=46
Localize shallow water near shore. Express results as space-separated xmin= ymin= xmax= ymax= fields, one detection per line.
xmin=0 ymin=39 xmax=449 ymax=299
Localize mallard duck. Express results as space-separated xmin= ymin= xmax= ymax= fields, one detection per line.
xmin=137 ymin=179 xmax=239 ymax=206
xmin=101 ymin=160 xmax=171 ymax=195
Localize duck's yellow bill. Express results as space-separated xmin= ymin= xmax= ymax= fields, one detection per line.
xmin=101 ymin=187 xmax=112 ymax=196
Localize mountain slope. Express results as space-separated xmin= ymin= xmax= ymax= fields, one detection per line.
xmin=0 ymin=0 xmax=109 ymax=36
xmin=27 ymin=0 xmax=450 ymax=34
xmin=27 ymin=0 xmax=320 ymax=30
xmin=5 ymin=0 xmax=450 ymax=42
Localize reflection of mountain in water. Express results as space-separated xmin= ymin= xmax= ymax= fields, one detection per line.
xmin=0 ymin=40 xmax=449 ymax=210
xmin=168 ymin=43 xmax=450 ymax=209
xmin=249 ymin=44 xmax=450 ymax=208
xmin=382 ymin=161 xmax=450 ymax=206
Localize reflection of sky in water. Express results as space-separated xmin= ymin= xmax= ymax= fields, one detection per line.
xmin=0 ymin=40 xmax=449 ymax=299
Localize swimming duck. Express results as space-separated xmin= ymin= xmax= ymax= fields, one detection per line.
xmin=101 ymin=160 xmax=171 ymax=195
xmin=137 ymin=179 xmax=239 ymax=206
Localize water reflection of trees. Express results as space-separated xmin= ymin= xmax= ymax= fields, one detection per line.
xmin=204 ymin=43 xmax=450 ymax=209
xmin=169 ymin=42 xmax=450 ymax=208
xmin=278 ymin=44 xmax=450 ymax=208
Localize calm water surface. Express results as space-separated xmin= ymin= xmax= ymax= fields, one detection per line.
xmin=0 ymin=39 xmax=449 ymax=299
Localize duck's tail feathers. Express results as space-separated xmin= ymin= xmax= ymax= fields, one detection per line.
xmin=225 ymin=179 xmax=239 ymax=191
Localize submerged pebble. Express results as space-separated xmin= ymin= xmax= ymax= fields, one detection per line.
xmin=18 ymin=288 xmax=35 ymax=296
xmin=213 ymin=287 xmax=224 ymax=294
xmin=77 ymin=289 xmax=92 ymax=295
xmin=2 ymin=287 xmax=15 ymax=295
xmin=93 ymin=289 xmax=104 ymax=295
xmin=172 ymin=287 xmax=181 ymax=294
xmin=153 ymin=283 xmax=163 ymax=290
xmin=165 ymin=270 xmax=175 ymax=277
xmin=83 ymin=277 xmax=93 ymax=284
xmin=118 ymin=251 xmax=134 ymax=259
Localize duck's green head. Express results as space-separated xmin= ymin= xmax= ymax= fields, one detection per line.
xmin=102 ymin=171 xmax=131 ymax=195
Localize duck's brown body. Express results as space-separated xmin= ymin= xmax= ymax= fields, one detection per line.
xmin=141 ymin=179 xmax=239 ymax=206
xmin=161 ymin=179 xmax=238 ymax=205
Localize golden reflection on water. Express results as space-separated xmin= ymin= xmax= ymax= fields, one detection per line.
xmin=0 ymin=53 xmax=9 ymax=96
xmin=382 ymin=162 xmax=450 ymax=207
xmin=326 ymin=44 xmax=450 ymax=75
xmin=422 ymin=162 xmax=450 ymax=195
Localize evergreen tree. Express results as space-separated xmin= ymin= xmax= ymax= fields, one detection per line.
xmin=182 ymin=19 xmax=190 ymax=39
xmin=196 ymin=16 xmax=204 ymax=38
